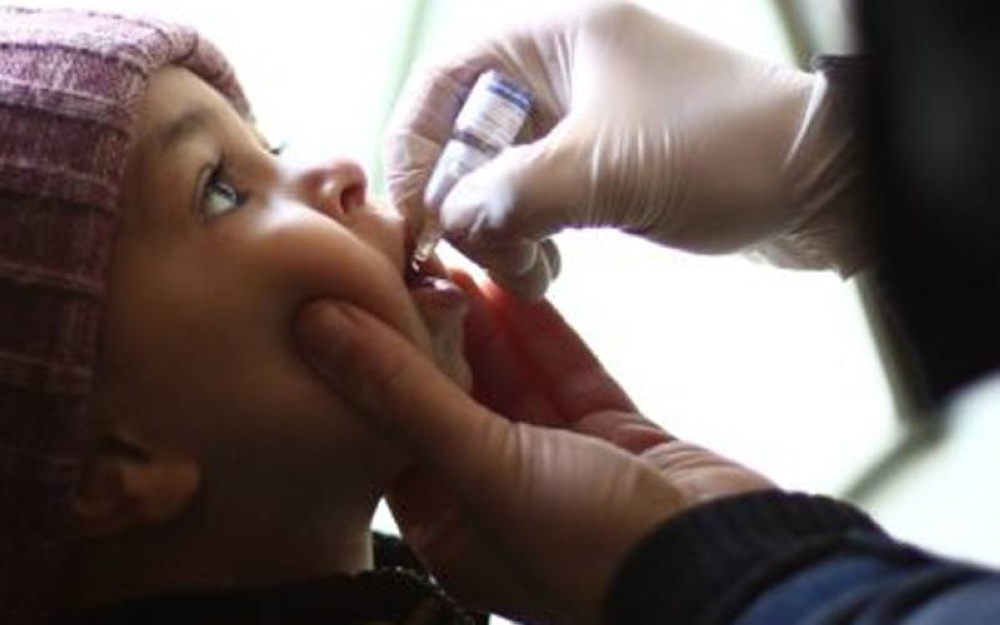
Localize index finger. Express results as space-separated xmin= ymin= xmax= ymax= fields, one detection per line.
xmin=382 ymin=49 xmax=497 ymax=226
xmin=483 ymin=281 xmax=638 ymax=420
xmin=382 ymin=25 xmax=567 ymax=222
xmin=456 ymin=271 xmax=565 ymax=427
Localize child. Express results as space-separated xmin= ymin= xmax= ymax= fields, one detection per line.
xmin=0 ymin=7 xmax=477 ymax=624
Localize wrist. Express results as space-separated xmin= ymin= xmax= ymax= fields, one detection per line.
xmin=760 ymin=56 xmax=871 ymax=275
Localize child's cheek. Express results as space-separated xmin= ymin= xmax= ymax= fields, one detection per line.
xmin=231 ymin=206 xmax=435 ymax=359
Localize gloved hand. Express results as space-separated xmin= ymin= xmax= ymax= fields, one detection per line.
xmin=385 ymin=2 xmax=864 ymax=299
xmin=295 ymin=277 xmax=772 ymax=624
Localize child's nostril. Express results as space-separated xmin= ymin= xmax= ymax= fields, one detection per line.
xmin=341 ymin=183 xmax=366 ymax=213
xmin=313 ymin=180 xmax=340 ymax=216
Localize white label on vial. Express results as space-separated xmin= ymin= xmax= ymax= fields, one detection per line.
xmin=454 ymin=72 xmax=531 ymax=153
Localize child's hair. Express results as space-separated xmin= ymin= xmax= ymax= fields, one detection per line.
xmin=0 ymin=8 xmax=248 ymax=622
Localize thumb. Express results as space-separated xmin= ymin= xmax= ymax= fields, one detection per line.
xmin=437 ymin=123 xmax=592 ymax=244
xmin=294 ymin=299 xmax=512 ymax=489
xmin=435 ymin=126 xmax=585 ymax=298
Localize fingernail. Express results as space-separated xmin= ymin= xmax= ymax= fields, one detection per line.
xmin=297 ymin=300 xmax=352 ymax=362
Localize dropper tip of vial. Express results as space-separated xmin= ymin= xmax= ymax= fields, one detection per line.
xmin=409 ymin=218 xmax=444 ymax=278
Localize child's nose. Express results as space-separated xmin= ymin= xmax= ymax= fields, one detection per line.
xmin=297 ymin=159 xmax=368 ymax=219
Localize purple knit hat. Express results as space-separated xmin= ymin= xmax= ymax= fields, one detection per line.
xmin=0 ymin=8 xmax=249 ymax=623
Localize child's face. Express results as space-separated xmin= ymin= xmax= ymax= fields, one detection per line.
xmin=89 ymin=67 xmax=471 ymax=527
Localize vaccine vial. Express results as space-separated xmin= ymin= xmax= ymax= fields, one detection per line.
xmin=411 ymin=70 xmax=532 ymax=267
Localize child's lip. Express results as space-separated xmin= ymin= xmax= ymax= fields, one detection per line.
xmin=408 ymin=275 xmax=469 ymax=314
xmin=401 ymin=233 xmax=471 ymax=390
xmin=402 ymin=225 xmax=467 ymax=312
xmin=403 ymin=235 xmax=448 ymax=287
xmin=409 ymin=273 xmax=473 ymax=391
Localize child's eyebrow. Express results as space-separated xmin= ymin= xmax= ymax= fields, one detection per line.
xmin=156 ymin=105 xmax=218 ymax=154
xmin=156 ymin=105 xmax=270 ymax=154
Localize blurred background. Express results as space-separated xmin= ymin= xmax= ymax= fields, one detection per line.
xmin=18 ymin=1 xmax=999 ymax=618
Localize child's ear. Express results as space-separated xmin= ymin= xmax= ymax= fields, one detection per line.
xmin=73 ymin=429 xmax=200 ymax=538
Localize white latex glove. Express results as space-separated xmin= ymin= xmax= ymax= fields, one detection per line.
xmin=385 ymin=2 xmax=865 ymax=299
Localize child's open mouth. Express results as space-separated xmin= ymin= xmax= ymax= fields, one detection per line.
xmin=403 ymin=230 xmax=467 ymax=312
xmin=404 ymin=255 xmax=468 ymax=316
xmin=402 ymin=239 xmax=472 ymax=389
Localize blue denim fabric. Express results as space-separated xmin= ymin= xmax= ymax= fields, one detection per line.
xmin=735 ymin=554 xmax=1000 ymax=624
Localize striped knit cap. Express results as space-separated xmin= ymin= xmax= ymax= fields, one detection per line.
xmin=0 ymin=8 xmax=249 ymax=623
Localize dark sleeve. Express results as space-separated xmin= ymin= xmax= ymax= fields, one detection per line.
xmin=603 ymin=491 xmax=1000 ymax=624
xmin=373 ymin=531 xmax=428 ymax=572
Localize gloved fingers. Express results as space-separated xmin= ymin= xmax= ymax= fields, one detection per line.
xmin=486 ymin=239 xmax=558 ymax=301
xmin=459 ymin=238 xmax=539 ymax=281
xmin=383 ymin=58 xmax=486 ymax=229
xmin=384 ymin=23 xmax=574 ymax=227
xmin=384 ymin=133 xmax=441 ymax=237
xmin=450 ymin=236 xmax=555 ymax=300
xmin=438 ymin=131 xmax=588 ymax=245
xmin=487 ymin=238 xmax=560 ymax=300
xmin=385 ymin=20 xmax=570 ymax=147
xmin=541 ymin=238 xmax=561 ymax=281
xmin=458 ymin=239 xmax=562 ymax=301
xmin=386 ymin=54 xmax=487 ymax=149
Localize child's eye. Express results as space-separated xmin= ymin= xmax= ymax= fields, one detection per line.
xmin=268 ymin=142 xmax=287 ymax=158
xmin=201 ymin=161 xmax=246 ymax=218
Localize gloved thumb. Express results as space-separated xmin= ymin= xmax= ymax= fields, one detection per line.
xmin=432 ymin=124 xmax=589 ymax=299
xmin=294 ymin=298 xmax=513 ymax=490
